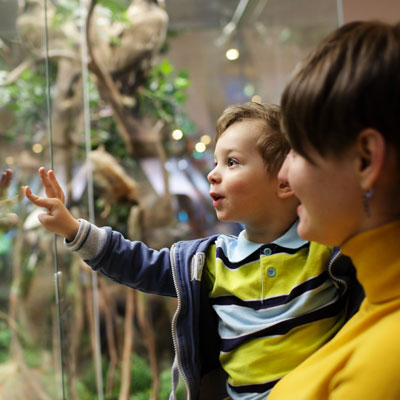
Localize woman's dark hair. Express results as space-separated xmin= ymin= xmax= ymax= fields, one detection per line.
xmin=280 ymin=20 xmax=400 ymax=160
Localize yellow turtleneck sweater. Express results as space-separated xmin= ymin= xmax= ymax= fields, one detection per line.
xmin=268 ymin=220 xmax=400 ymax=400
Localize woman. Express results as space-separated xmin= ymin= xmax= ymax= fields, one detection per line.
xmin=269 ymin=20 xmax=400 ymax=399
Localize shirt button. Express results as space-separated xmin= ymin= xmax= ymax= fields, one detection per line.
xmin=263 ymin=248 xmax=272 ymax=256
xmin=267 ymin=267 xmax=276 ymax=277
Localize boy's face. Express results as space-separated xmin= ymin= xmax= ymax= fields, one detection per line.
xmin=278 ymin=148 xmax=363 ymax=246
xmin=208 ymin=120 xmax=279 ymax=227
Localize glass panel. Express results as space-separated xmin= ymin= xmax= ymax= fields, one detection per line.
xmin=0 ymin=0 xmax=67 ymax=398
xmin=0 ymin=1 xmax=103 ymax=399
xmin=0 ymin=0 xmax=362 ymax=399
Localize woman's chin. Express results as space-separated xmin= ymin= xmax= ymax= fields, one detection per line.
xmin=296 ymin=219 xmax=315 ymax=242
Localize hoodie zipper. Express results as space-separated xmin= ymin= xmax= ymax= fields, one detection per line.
xmin=170 ymin=243 xmax=192 ymax=400
xmin=328 ymin=249 xmax=348 ymax=292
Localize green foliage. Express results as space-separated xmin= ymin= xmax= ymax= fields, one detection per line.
xmin=138 ymin=59 xmax=192 ymax=130
xmin=130 ymin=353 xmax=153 ymax=394
xmin=76 ymin=353 xmax=186 ymax=400
xmin=98 ymin=0 xmax=129 ymax=23
xmin=0 ymin=67 xmax=51 ymax=144
xmin=0 ymin=320 xmax=11 ymax=363
xmin=53 ymin=0 xmax=130 ymax=27
xmin=159 ymin=368 xmax=186 ymax=400
xmin=105 ymin=353 xmax=153 ymax=399
xmin=0 ymin=319 xmax=42 ymax=368
xmin=51 ymin=0 xmax=81 ymax=28
xmin=0 ymin=234 xmax=11 ymax=255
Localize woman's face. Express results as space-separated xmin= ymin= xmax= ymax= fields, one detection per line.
xmin=278 ymin=148 xmax=365 ymax=246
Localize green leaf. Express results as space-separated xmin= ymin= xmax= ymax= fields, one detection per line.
xmin=159 ymin=60 xmax=173 ymax=76
xmin=174 ymin=76 xmax=190 ymax=89
xmin=97 ymin=0 xmax=129 ymax=22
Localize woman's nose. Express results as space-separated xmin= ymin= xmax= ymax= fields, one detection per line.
xmin=278 ymin=152 xmax=291 ymax=183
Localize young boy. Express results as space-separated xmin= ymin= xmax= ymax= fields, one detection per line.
xmin=25 ymin=102 xmax=358 ymax=400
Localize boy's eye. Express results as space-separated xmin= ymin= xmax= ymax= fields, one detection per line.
xmin=228 ymin=158 xmax=238 ymax=166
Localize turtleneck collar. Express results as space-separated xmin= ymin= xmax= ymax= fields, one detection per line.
xmin=341 ymin=220 xmax=400 ymax=304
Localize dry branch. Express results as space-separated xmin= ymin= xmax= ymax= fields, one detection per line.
xmin=119 ymin=288 xmax=135 ymax=400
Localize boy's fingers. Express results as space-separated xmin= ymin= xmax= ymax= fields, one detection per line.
xmin=25 ymin=186 xmax=53 ymax=209
xmin=38 ymin=167 xmax=55 ymax=198
xmin=48 ymin=170 xmax=65 ymax=202
xmin=38 ymin=167 xmax=65 ymax=202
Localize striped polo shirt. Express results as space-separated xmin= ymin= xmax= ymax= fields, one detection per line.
xmin=203 ymin=222 xmax=346 ymax=399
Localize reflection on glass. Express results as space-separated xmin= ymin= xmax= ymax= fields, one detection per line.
xmin=0 ymin=0 xmax=344 ymax=399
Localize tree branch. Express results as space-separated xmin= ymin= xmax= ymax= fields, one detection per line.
xmin=86 ymin=0 xmax=144 ymax=154
xmin=0 ymin=49 xmax=77 ymax=86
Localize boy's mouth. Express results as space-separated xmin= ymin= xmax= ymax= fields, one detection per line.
xmin=210 ymin=192 xmax=224 ymax=207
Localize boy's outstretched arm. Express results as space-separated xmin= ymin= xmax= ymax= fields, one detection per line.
xmin=25 ymin=167 xmax=79 ymax=241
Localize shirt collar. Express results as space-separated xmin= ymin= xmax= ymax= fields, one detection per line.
xmin=218 ymin=220 xmax=307 ymax=262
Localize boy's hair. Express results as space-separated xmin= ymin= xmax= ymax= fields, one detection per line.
xmin=215 ymin=102 xmax=289 ymax=174
xmin=280 ymin=20 xmax=400 ymax=160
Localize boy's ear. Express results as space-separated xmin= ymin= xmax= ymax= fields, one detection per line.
xmin=277 ymin=179 xmax=294 ymax=199
xmin=354 ymin=129 xmax=386 ymax=190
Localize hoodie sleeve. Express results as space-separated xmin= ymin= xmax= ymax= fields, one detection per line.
xmin=65 ymin=219 xmax=177 ymax=297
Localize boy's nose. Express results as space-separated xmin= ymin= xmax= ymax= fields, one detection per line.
xmin=207 ymin=167 xmax=221 ymax=184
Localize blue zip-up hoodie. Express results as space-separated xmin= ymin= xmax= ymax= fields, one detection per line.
xmin=67 ymin=220 xmax=364 ymax=400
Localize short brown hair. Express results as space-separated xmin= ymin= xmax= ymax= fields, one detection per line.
xmin=215 ymin=102 xmax=289 ymax=174
xmin=280 ymin=20 xmax=400 ymax=160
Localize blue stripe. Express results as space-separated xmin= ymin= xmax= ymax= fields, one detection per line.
xmin=221 ymin=297 xmax=345 ymax=352
xmin=214 ymin=280 xmax=338 ymax=339
xmin=229 ymin=378 xmax=279 ymax=393
xmin=210 ymin=271 xmax=328 ymax=309
xmin=216 ymin=243 xmax=309 ymax=270
xmin=75 ymin=223 xmax=91 ymax=252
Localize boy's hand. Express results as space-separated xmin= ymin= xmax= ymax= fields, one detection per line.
xmin=25 ymin=168 xmax=79 ymax=241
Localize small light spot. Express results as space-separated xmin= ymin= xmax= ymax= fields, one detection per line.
xmin=226 ymin=48 xmax=240 ymax=61
xmin=200 ymin=135 xmax=211 ymax=145
xmin=195 ymin=142 xmax=206 ymax=153
xmin=251 ymin=95 xmax=262 ymax=103
xmin=32 ymin=143 xmax=43 ymax=154
xmin=172 ymin=129 xmax=183 ymax=140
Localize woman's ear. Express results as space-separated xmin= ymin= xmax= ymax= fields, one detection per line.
xmin=355 ymin=128 xmax=386 ymax=190
xmin=277 ymin=179 xmax=295 ymax=199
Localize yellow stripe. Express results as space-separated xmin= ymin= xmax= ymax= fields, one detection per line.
xmin=221 ymin=314 xmax=345 ymax=386
xmin=205 ymin=242 xmax=332 ymax=300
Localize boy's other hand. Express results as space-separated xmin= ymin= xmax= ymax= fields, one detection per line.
xmin=25 ymin=168 xmax=79 ymax=241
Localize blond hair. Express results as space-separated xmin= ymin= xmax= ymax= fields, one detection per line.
xmin=215 ymin=102 xmax=289 ymax=174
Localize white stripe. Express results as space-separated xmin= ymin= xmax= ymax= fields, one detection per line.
xmin=227 ymin=386 xmax=272 ymax=400
xmin=214 ymin=280 xmax=339 ymax=339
